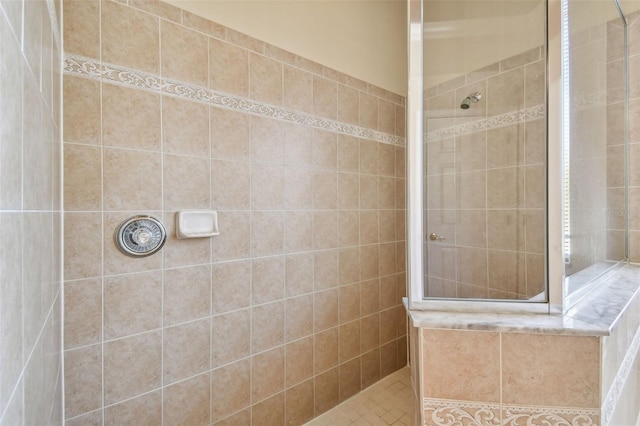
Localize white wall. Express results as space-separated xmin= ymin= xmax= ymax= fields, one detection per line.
xmin=165 ymin=0 xmax=408 ymax=96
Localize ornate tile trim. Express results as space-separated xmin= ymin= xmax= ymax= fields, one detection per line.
xmin=503 ymin=405 xmax=599 ymax=426
xmin=423 ymin=399 xmax=600 ymax=426
xmin=425 ymin=105 xmax=545 ymax=142
xmin=423 ymin=399 xmax=501 ymax=426
xmin=601 ymin=319 xmax=640 ymax=426
xmin=63 ymin=54 xmax=406 ymax=147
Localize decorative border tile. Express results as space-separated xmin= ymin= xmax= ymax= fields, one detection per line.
xmin=423 ymin=400 xmax=600 ymax=426
xmin=423 ymin=399 xmax=501 ymax=426
xmin=601 ymin=317 xmax=640 ymax=426
xmin=503 ymin=405 xmax=599 ymax=426
xmin=63 ymin=54 xmax=406 ymax=147
xmin=425 ymin=105 xmax=545 ymax=142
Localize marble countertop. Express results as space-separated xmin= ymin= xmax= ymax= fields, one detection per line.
xmin=406 ymin=265 xmax=640 ymax=336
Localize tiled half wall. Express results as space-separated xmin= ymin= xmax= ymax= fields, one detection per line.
xmin=62 ymin=0 xmax=407 ymax=425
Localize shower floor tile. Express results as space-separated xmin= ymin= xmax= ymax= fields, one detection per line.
xmin=304 ymin=367 xmax=413 ymax=426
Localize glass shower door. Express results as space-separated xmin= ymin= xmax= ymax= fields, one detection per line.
xmin=422 ymin=0 xmax=548 ymax=301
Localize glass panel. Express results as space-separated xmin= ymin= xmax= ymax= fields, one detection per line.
xmin=422 ymin=0 xmax=547 ymax=301
xmin=564 ymin=0 xmax=627 ymax=301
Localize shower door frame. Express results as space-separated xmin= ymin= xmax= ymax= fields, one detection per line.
xmin=406 ymin=0 xmax=565 ymax=314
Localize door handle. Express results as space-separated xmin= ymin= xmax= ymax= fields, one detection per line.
xmin=429 ymin=233 xmax=446 ymax=241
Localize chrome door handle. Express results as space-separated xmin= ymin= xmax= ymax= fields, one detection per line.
xmin=429 ymin=233 xmax=446 ymax=241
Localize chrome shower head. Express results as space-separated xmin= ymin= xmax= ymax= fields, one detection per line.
xmin=460 ymin=92 xmax=482 ymax=109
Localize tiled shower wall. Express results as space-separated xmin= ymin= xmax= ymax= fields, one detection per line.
xmin=62 ymin=0 xmax=407 ymax=425
xmin=0 ymin=0 xmax=63 ymax=425
xmin=423 ymin=48 xmax=546 ymax=299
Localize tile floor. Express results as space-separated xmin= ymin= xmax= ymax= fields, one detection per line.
xmin=305 ymin=367 xmax=413 ymax=426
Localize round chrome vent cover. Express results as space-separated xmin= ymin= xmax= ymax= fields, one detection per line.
xmin=115 ymin=216 xmax=166 ymax=257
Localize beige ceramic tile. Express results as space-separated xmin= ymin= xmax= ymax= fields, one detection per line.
xmin=213 ymin=409 xmax=250 ymax=426
xmin=487 ymin=124 xmax=525 ymax=168
xmin=313 ymin=212 xmax=337 ymax=250
xmin=63 ymin=75 xmax=100 ymax=145
xmin=312 ymin=130 xmax=338 ymax=170
xmin=163 ymin=374 xmax=211 ymax=426
xmin=101 ymin=1 xmax=159 ymax=74
xmin=360 ymin=245 xmax=380 ymax=280
xmin=339 ymin=283 xmax=361 ymax=324
xmin=314 ymin=289 xmax=339 ymax=332
xmin=128 ymin=0 xmax=181 ymax=22
xmin=284 ymin=66 xmax=313 ymax=114
xmin=315 ymin=328 xmax=339 ymax=374
xmin=313 ymin=76 xmax=337 ymax=120
xmin=251 ymin=211 xmax=284 ymax=256
xmin=251 ymin=117 xmax=284 ymax=164
xmin=63 ymin=0 xmax=99 ymax=58
xmin=359 ymin=92 xmax=378 ymax=130
xmin=252 ymin=346 xmax=285 ymax=402
xmin=104 ymin=391 xmax=161 ymax=426
xmin=250 ymin=53 xmax=283 ymax=105
xmin=252 ymin=301 xmax=284 ymax=353
xmin=66 ymin=411 xmax=103 ymax=426
xmin=64 ymin=143 xmax=101 ymax=211
xmin=422 ymin=329 xmax=500 ymax=402
xmin=338 ymin=85 xmax=359 ymax=125
xmin=285 ymin=211 xmax=313 ymax=253
xmin=103 ymin=148 xmax=162 ymax=210
xmin=210 ymin=107 xmax=250 ymax=161
xmin=338 ymin=211 xmax=359 ymax=248
xmin=379 ymin=176 xmax=396 ymax=210
xmin=211 ymin=308 xmax=250 ymax=367
xmin=211 ymin=260 xmax=251 ymax=314
xmin=378 ymin=99 xmax=396 ymax=135
xmin=313 ymin=170 xmax=337 ymax=209
xmin=360 ymin=175 xmax=379 ymax=210
xmin=252 ymin=256 xmax=284 ymax=305
xmin=102 ymin=84 xmax=160 ymax=151
xmin=161 ymin=21 xmax=208 ymax=87
xmin=339 ymin=357 xmax=361 ymax=402
xmin=314 ymin=368 xmax=339 ymax=415
xmin=285 ymin=294 xmax=314 ymax=342
xmin=285 ymin=253 xmax=314 ymax=297
xmin=227 ymin=28 xmax=265 ymax=53
xmin=338 ymin=135 xmax=360 ymax=173
xmin=64 ymin=213 xmax=102 ymax=280
xmin=162 ymin=96 xmax=209 ymax=157
xmin=103 ymin=271 xmax=162 ymax=340
xmin=209 ymin=38 xmax=249 ymax=97
xmin=380 ymin=309 xmax=400 ymax=343
xmin=315 ymin=250 xmax=339 ymax=291
xmin=502 ymin=333 xmax=600 ymax=407
xmin=64 ymin=344 xmax=102 ymax=418
xmin=339 ymin=247 xmax=360 ymax=285
xmin=212 ymin=211 xmax=251 ymax=262
xmin=103 ymin=331 xmax=162 ymax=405
xmin=339 ymin=321 xmax=361 ymax=363
xmin=212 ymin=159 xmax=250 ymax=210
xmin=164 ymin=265 xmax=211 ymax=326
xmin=251 ymin=164 xmax=284 ymax=209
xmin=284 ymin=124 xmax=312 ymax=167
xmin=163 ymin=154 xmax=210 ymax=210
xmin=360 ymin=314 xmax=380 ymax=353
xmin=338 ymin=173 xmax=359 ymax=210
xmin=284 ymin=167 xmax=313 ymax=209
xmin=285 ymin=379 xmax=315 ymax=425
xmin=163 ymin=319 xmax=210 ymax=384
xmin=211 ymin=359 xmax=251 ymax=422
xmin=64 ymin=278 xmax=102 ymax=349
xmin=286 ymin=336 xmax=314 ymax=387
xmin=183 ymin=11 xmax=226 ymax=38
xmin=252 ymin=393 xmax=285 ymax=426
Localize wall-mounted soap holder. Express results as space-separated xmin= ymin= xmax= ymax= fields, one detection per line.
xmin=176 ymin=210 xmax=219 ymax=239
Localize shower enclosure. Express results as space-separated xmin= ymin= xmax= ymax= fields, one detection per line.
xmin=407 ymin=0 xmax=630 ymax=312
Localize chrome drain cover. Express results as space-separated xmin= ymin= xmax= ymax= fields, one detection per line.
xmin=115 ymin=216 xmax=166 ymax=257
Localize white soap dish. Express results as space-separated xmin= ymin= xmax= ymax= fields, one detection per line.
xmin=176 ymin=210 xmax=220 ymax=239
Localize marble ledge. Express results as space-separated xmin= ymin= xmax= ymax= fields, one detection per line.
xmin=406 ymin=264 xmax=640 ymax=337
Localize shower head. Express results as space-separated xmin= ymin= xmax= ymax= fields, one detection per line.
xmin=460 ymin=92 xmax=482 ymax=109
